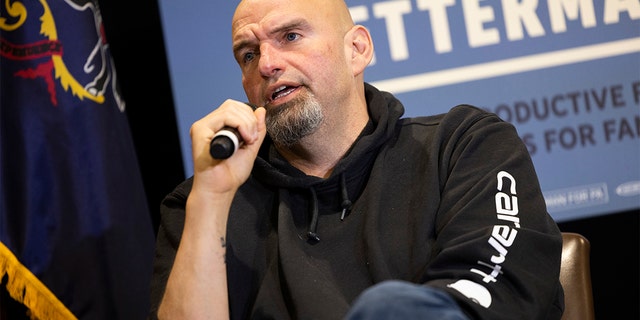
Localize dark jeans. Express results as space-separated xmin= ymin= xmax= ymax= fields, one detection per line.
xmin=345 ymin=280 xmax=471 ymax=320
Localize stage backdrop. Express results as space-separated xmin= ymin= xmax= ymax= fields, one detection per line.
xmin=157 ymin=0 xmax=639 ymax=223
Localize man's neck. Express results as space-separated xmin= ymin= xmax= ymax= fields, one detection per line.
xmin=276 ymin=108 xmax=369 ymax=178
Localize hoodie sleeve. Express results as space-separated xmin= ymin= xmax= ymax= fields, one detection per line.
xmin=423 ymin=105 xmax=564 ymax=320
xmin=147 ymin=178 xmax=192 ymax=319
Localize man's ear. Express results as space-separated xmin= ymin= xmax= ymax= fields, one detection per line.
xmin=348 ymin=25 xmax=374 ymax=76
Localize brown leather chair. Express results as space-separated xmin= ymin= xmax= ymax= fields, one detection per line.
xmin=560 ymin=232 xmax=595 ymax=320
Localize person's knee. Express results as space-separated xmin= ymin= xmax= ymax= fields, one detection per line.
xmin=353 ymin=280 xmax=411 ymax=306
xmin=346 ymin=280 xmax=470 ymax=320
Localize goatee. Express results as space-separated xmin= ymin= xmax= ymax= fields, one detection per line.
xmin=266 ymin=92 xmax=323 ymax=147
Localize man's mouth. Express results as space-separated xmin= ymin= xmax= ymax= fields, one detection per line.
xmin=271 ymin=85 xmax=298 ymax=101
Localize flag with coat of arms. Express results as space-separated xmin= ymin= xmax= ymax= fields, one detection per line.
xmin=0 ymin=0 xmax=155 ymax=319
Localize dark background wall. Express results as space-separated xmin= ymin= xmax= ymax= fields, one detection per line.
xmin=97 ymin=0 xmax=185 ymax=231
xmin=99 ymin=1 xmax=637 ymax=319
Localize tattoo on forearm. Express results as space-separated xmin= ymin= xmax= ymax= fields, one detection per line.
xmin=220 ymin=236 xmax=227 ymax=263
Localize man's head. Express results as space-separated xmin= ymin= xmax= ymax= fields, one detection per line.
xmin=231 ymin=0 xmax=373 ymax=147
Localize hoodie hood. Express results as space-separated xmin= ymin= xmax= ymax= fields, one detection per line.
xmin=253 ymin=83 xmax=404 ymax=187
xmin=251 ymin=83 xmax=405 ymax=242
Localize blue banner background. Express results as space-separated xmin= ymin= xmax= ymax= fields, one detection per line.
xmin=157 ymin=0 xmax=639 ymax=222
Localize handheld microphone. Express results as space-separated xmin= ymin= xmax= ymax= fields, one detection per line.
xmin=209 ymin=103 xmax=258 ymax=159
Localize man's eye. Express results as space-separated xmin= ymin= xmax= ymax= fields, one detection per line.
xmin=243 ymin=51 xmax=255 ymax=63
xmin=285 ymin=33 xmax=299 ymax=42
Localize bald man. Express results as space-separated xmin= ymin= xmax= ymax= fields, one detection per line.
xmin=149 ymin=0 xmax=565 ymax=319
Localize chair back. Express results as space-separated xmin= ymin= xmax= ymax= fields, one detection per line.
xmin=559 ymin=232 xmax=595 ymax=320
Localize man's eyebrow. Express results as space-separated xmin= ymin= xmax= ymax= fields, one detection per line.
xmin=233 ymin=19 xmax=310 ymax=56
xmin=267 ymin=18 xmax=309 ymax=37
xmin=233 ymin=40 xmax=251 ymax=57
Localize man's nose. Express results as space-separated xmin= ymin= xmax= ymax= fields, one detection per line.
xmin=258 ymin=43 xmax=283 ymax=78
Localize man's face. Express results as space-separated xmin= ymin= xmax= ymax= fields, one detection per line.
xmin=231 ymin=0 xmax=354 ymax=145
xmin=231 ymin=0 xmax=353 ymax=110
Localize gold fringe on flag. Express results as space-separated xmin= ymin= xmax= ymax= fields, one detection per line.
xmin=0 ymin=242 xmax=77 ymax=320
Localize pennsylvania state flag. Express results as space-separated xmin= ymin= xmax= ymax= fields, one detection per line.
xmin=0 ymin=0 xmax=155 ymax=319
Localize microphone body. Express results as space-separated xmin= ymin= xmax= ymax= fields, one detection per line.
xmin=209 ymin=103 xmax=258 ymax=159
xmin=210 ymin=127 xmax=241 ymax=159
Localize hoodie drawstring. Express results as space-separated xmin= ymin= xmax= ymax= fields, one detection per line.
xmin=307 ymin=187 xmax=321 ymax=244
xmin=305 ymin=173 xmax=353 ymax=244
xmin=340 ymin=173 xmax=352 ymax=221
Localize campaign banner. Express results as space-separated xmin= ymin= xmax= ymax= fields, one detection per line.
xmin=158 ymin=0 xmax=639 ymax=222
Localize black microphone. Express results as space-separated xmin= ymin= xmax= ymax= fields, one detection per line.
xmin=210 ymin=127 xmax=241 ymax=159
xmin=209 ymin=103 xmax=258 ymax=159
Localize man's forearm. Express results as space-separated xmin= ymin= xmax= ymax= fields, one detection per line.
xmin=158 ymin=192 xmax=233 ymax=319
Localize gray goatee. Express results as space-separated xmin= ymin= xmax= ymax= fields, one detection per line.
xmin=266 ymin=92 xmax=323 ymax=147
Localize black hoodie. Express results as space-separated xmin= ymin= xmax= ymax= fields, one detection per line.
xmin=149 ymin=83 xmax=564 ymax=320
